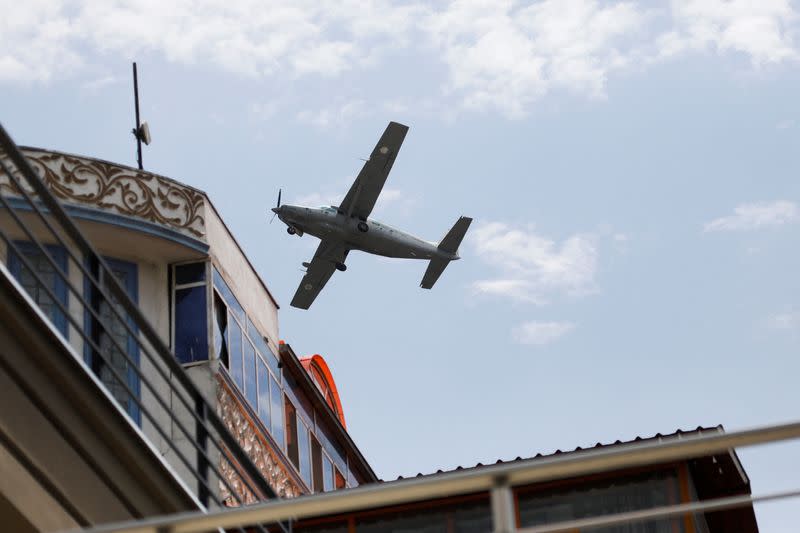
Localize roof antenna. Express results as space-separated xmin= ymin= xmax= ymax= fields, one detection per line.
xmin=131 ymin=62 xmax=151 ymax=170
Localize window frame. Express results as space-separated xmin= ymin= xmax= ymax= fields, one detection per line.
xmin=7 ymin=241 xmax=69 ymax=337
xmin=83 ymin=255 xmax=140 ymax=425
xmin=171 ymin=260 xmax=212 ymax=365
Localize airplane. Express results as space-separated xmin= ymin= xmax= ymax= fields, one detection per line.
xmin=271 ymin=121 xmax=472 ymax=310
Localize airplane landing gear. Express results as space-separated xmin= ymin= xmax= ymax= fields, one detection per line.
xmin=357 ymin=221 xmax=369 ymax=233
xmin=335 ymin=262 xmax=347 ymax=272
xmin=287 ymin=226 xmax=297 ymax=235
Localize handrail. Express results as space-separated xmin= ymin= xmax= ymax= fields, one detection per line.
xmin=76 ymin=418 xmax=800 ymax=533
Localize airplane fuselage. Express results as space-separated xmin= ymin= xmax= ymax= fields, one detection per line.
xmin=276 ymin=204 xmax=458 ymax=261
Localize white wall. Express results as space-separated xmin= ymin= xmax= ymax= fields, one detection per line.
xmin=204 ymin=202 xmax=279 ymax=346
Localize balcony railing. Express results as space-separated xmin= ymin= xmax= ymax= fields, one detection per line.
xmin=0 ymin=122 xmax=288 ymax=533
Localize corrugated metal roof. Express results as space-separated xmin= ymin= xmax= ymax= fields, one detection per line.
xmin=388 ymin=425 xmax=725 ymax=481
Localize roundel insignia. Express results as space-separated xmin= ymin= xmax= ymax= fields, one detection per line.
xmin=379 ymin=146 xmax=389 ymax=155
xmin=304 ymin=284 xmax=313 ymax=291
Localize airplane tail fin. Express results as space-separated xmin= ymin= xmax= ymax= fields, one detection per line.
xmin=420 ymin=216 xmax=473 ymax=289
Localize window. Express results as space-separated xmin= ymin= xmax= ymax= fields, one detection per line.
xmin=84 ymin=257 xmax=140 ymax=424
xmin=334 ymin=467 xmax=346 ymax=490
xmin=244 ymin=340 xmax=257 ymax=407
xmin=228 ymin=318 xmax=243 ymax=390
xmin=7 ymin=242 xmax=68 ymax=336
xmin=517 ymin=470 xmax=683 ymax=533
xmin=322 ymin=454 xmax=334 ymax=492
xmin=298 ymin=420 xmax=312 ymax=488
xmin=257 ymin=357 xmax=271 ymax=428
xmin=270 ymin=374 xmax=285 ymax=449
xmin=311 ymin=435 xmax=323 ymax=493
xmin=213 ymin=293 xmax=228 ymax=366
xmin=173 ymin=262 xmax=208 ymax=363
xmin=353 ymin=499 xmax=491 ymax=533
xmin=285 ymin=397 xmax=299 ymax=468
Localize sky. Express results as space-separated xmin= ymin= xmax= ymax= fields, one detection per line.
xmin=1 ymin=0 xmax=799 ymax=530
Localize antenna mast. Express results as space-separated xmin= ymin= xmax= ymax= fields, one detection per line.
xmin=132 ymin=62 xmax=143 ymax=170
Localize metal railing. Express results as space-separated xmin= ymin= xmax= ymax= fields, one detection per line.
xmin=0 ymin=123 xmax=289 ymax=533
xmin=78 ymin=419 xmax=800 ymax=533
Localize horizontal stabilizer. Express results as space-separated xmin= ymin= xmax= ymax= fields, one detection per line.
xmin=438 ymin=216 xmax=473 ymax=254
xmin=420 ymin=258 xmax=449 ymax=290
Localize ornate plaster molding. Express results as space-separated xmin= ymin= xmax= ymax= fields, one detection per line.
xmin=0 ymin=148 xmax=205 ymax=239
xmin=217 ymin=377 xmax=303 ymax=506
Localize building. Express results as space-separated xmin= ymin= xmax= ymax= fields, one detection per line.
xmin=0 ymin=129 xmax=761 ymax=532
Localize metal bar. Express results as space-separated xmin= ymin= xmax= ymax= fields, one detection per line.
xmin=1 ymin=149 xmax=279 ymax=533
xmin=0 ymin=235 xmax=227 ymax=508
xmin=517 ymin=488 xmax=800 ymax=533
xmin=0 ymin=188 xmax=258 ymax=514
xmin=0 ymin=134 xmax=286 ymax=531
xmin=77 ymin=419 xmax=800 ymax=533
xmin=133 ymin=62 xmax=143 ymax=170
xmin=0 ymin=124 xmax=279 ymax=503
xmin=490 ymin=479 xmax=515 ymax=533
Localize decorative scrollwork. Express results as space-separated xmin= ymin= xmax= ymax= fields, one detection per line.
xmin=0 ymin=149 xmax=205 ymax=238
xmin=217 ymin=377 xmax=301 ymax=505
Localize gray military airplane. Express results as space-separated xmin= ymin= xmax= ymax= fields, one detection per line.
xmin=271 ymin=121 xmax=472 ymax=309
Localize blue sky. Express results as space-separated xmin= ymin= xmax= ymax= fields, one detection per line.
xmin=2 ymin=1 xmax=799 ymax=530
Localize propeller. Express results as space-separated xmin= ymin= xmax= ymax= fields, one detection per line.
xmin=270 ymin=188 xmax=282 ymax=224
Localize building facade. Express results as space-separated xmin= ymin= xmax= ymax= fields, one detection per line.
xmin=0 ymin=145 xmax=375 ymax=511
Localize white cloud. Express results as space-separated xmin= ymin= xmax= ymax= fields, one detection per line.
xmin=470 ymin=221 xmax=598 ymax=304
xmin=659 ymin=0 xmax=798 ymax=65
xmin=2 ymin=1 xmax=799 ymax=116
xmin=425 ymin=0 xmax=647 ymax=117
xmin=766 ymin=311 xmax=800 ymax=331
xmin=704 ymin=201 xmax=799 ymax=232
xmin=512 ymin=320 xmax=576 ymax=345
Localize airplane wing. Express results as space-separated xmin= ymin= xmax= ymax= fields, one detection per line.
xmin=290 ymin=240 xmax=349 ymax=309
xmin=338 ymin=121 xmax=409 ymax=220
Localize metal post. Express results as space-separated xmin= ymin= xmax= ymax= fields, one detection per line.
xmin=132 ymin=62 xmax=143 ymax=170
xmin=491 ymin=477 xmax=516 ymax=533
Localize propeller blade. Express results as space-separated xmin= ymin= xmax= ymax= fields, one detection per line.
xmin=277 ymin=188 xmax=282 ymax=209
xmin=269 ymin=212 xmax=276 ymax=224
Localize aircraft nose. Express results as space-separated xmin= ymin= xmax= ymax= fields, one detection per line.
xmin=271 ymin=207 xmax=280 ymax=214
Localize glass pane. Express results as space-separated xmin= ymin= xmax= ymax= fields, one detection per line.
xmin=244 ymin=339 xmax=257 ymax=408
xmin=283 ymin=371 xmax=314 ymax=429
xmin=248 ymin=318 xmax=280 ymax=376
xmin=175 ymin=262 xmax=205 ymax=285
xmin=228 ymin=316 xmax=243 ymax=390
xmin=453 ymin=500 xmax=493 ymax=533
xmin=213 ymin=293 xmax=228 ymax=366
xmin=270 ymin=375 xmax=285 ymax=449
xmin=517 ymin=470 xmax=683 ymax=533
xmin=212 ymin=267 xmax=244 ymax=322
xmin=334 ymin=467 xmax=345 ymax=490
xmin=85 ymin=259 xmax=139 ymax=424
xmin=317 ymin=426 xmax=347 ymax=474
xmin=175 ymin=287 xmax=208 ymax=363
xmin=356 ymin=508 xmax=447 ymax=533
xmin=257 ymin=357 xmax=271 ymax=428
xmin=298 ymin=420 xmax=312 ymax=488
xmin=311 ymin=435 xmax=323 ymax=493
xmin=346 ymin=468 xmax=359 ymax=489
xmin=322 ymin=455 xmax=333 ymax=492
xmin=285 ymin=397 xmax=299 ymax=468
xmin=8 ymin=243 xmax=67 ymax=335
